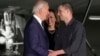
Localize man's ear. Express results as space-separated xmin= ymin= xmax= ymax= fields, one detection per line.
xmin=65 ymin=9 xmax=68 ymax=13
xmin=39 ymin=8 xmax=43 ymax=14
xmin=67 ymin=9 xmax=70 ymax=13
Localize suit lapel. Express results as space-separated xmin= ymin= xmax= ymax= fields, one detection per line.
xmin=32 ymin=16 xmax=47 ymax=36
xmin=32 ymin=17 xmax=49 ymax=47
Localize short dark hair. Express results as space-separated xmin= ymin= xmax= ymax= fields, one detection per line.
xmin=59 ymin=2 xmax=73 ymax=13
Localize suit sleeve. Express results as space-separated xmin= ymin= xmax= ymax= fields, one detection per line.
xmin=63 ymin=24 xmax=86 ymax=55
xmin=28 ymin=25 xmax=48 ymax=56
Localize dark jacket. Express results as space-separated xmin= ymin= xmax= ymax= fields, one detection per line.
xmin=24 ymin=16 xmax=49 ymax=56
xmin=54 ymin=19 xmax=86 ymax=56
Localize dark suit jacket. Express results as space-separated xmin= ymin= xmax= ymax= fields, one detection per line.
xmin=24 ymin=16 xmax=49 ymax=56
xmin=54 ymin=19 xmax=86 ymax=56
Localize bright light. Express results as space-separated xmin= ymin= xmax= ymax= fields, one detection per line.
xmin=0 ymin=37 xmax=6 ymax=44
xmin=89 ymin=16 xmax=100 ymax=20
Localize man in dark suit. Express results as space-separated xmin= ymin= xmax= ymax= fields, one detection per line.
xmin=48 ymin=2 xmax=86 ymax=56
xmin=24 ymin=0 xmax=49 ymax=56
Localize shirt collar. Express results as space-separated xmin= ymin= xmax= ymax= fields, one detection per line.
xmin=33 ymin=14 xmax=42 ymax=25
xmin=66 ymin=18 xmax=74 ymax=26
xmin=68 ymin=18 xmax=74 ymax=25
xmin=33 ymin=15 xmax=44 ymax=29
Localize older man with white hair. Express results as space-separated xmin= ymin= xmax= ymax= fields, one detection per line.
xmin=24 ymin=0 xmax=49 ymax=56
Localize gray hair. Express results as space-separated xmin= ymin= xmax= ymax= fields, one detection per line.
xmin=32 ymin=0 xmax=48 ymax=14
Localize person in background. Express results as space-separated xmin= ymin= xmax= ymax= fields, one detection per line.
xmin=24 ymin=0 xmax=49 ymax=56
xmin=48 ymin=2 xmax=86 ymax=56
xmin=46 ymin=9 xmax=60 ymax=50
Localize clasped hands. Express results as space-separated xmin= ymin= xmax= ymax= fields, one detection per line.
xmin=48 ymin=49 xmax=65 ymax=56
xmin=48 ymin=50 xmax=58 ymax=56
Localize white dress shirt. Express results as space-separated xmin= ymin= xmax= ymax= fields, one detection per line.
xmin=33 ymin=15 xmax=44 ymax=29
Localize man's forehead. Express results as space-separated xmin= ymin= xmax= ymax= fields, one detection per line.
xmin=58 ymin=6 xmax=63 ymax=9
xmin=44 ymin=3 xmax=49 ymax=7
xmin=58 ymin=7 xmax=63 ymax=11
xmin=58 ymin=6 xmax=67 ymax=10
xmin=46 ymin=3 xmax=49 ymax=8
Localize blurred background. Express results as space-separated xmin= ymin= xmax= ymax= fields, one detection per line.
xmin=0 ymin=0 xmax=100 ymax=56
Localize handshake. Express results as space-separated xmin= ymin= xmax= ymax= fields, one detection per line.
xmin=48 ymin=49 xmax=65 ymax=56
